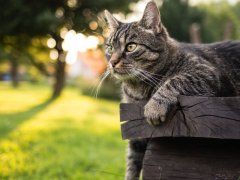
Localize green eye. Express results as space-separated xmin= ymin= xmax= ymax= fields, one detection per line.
xmin=126 ymin=43 xmax=137 ymax=52
xmin=106 ymin=45 xmax=113 ymax=54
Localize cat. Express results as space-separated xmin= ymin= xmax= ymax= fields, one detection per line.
xmin=104 ymin=1 xmax=240 ymax=179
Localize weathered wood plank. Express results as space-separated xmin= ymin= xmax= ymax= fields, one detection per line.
xmin=120 ymin=103 xmax=144 ymax=122
xmin=142 ymin=138 xmax=240 ymax=180
xmin=120 ymin=95 xmax=240 ymax=140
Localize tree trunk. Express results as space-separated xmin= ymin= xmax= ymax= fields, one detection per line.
xmin=50 ymin=32 xmax=67 ymax=98
xmin=10 ymin=57 xmax=19 ymax=88
xmin=189 ymin=23 xmax=201 ymax=44
xmin=223 ymin=21 xmax=232 ymax=40
xmin=52 ymin=50 xmax=66 ymax=98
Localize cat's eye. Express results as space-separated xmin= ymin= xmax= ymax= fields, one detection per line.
xmin=126 ymin=43 xmax=137 ymax=52
xmin=106 ymin=45 xmax=113 ymax=54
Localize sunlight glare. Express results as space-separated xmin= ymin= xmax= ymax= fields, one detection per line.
xmin=60 ymin=27 xmax=68 ymax=39
xmin=86 ymin=36 xmax=99 ymax=49
xmin=76 ymin=33 xmax=87 ymax=52
xmin=47 ymin=38 xmax=56 ymax=48
xmin=89 ymin=21 xmax=98 ymax=30
xmin=67 ymin=0 xmax=77 ymax=8
xmin=66 ymin=50 xmax=78 ymax=64
xmin=49 ymin=49 xmax=59 ymax=60
xmin=62 ymin=30 xmax=76 ymax=51
xmin=62 ymin=30 xmax=100 ymax=64
xmin=55 ymin=8 xmax=64 ymax=18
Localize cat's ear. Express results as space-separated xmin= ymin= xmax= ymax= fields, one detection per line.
xmin=104 ymin=10 xmax=120 ymax=31
xmin=139 ymin=1 xmax=162 ymax=33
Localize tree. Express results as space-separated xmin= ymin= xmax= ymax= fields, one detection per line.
xmin=0 ymin=35 xmax=32 ymax=87
xmin=160 ymin=0 xmax=203 ymax=42
xmin=198 ymin=1 xmax=240 ymax=42
xmin=160 ymin=0 xmax=240 ymax=43
xmin=0 ymin=0 xmax=136 ymax=97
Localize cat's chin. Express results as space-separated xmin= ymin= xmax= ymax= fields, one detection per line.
xmin=113 ymin=73 xmax=132 ymax=81
xmin=108 ymin=67 xmax=133 ymax=81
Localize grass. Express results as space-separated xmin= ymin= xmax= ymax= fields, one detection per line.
xmin=0 ymin=82 xmax=126 ymax=179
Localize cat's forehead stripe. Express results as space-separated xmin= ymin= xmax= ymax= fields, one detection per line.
xmin=112 ymin=23 xmax=132 ymax=43
xmin=126 ymin=33 xmax=137 ymax=42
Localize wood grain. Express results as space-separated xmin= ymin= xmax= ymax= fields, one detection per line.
xmin=143 ymin=138 xmax=240 ymax=180
xmin=120 ymin=96 xmax=240 ymax=179
xmin=120 ymin=95 xmax=240 ymax=140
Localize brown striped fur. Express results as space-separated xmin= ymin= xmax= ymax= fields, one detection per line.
xmin=104 ymin=1 xmax=240 ymax=179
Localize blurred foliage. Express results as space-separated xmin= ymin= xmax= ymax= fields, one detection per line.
xmin=74 ymin=77 xmax=121 ymax=100
xmin=161 ymin=0 xmax=203 ymax=42
xmin=0 ymin=0 xmax=137 ymax=96
xmin=0 ymin=0 xmax=137 ymax=37
xmin=161 ymin=0 xmax=240 ymax=42
xmin=198 ymin=1 xmax=240 ymax=42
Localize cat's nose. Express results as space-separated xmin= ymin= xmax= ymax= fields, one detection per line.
xmin=109 ymin=53 xmax=120 ymax=68
xmin=110 ymin=59 xmax=120 ymax=67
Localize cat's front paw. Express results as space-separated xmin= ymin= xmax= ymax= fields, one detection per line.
xmin=144 ymin=99 xmax=169 ymax=126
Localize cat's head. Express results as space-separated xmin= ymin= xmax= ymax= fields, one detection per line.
xmin=104 ymin=1 xmax=171 ymax=81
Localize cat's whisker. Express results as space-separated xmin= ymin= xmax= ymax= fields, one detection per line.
xmin=95 ymin=71 xmax=110 ymax=99
xmin=140 ymin=75 xmax=159 ymax=90
xmin=134 ymin=70 xmax=160 ymax=90
xmin=90 ymin=70 xmax=110 ymax=95
xmin=136 ymin=69 xmax=162 ymax=82
xmin=126 ymin=70 xmax=135 ymax=78
xmin=132 ymin=71 xmax=157 ymax=89
xmin=137 ymin=68 xmax=164 ymax=78
xmin=135 ymin=69 xmax=161 ymax=89
xmin=136 ymin=69 xmax=162 ymax=84
xmin=141 ymin=72 xmax=161 ymax=85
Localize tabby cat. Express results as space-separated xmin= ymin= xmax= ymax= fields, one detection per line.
xmin=104 ymin=1 xmax=240 ymax=179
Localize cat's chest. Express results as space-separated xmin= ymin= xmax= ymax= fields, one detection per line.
xmin=121 ymin=83 xmax=153 ymax=103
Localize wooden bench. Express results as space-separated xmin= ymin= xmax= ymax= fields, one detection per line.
xmin=120 ymin=95 xmax=240 ymax=180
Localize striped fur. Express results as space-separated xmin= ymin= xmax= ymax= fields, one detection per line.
xmin=104 ymin=1 xmax=240 ymax=180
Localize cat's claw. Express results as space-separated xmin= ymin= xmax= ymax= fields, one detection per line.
xmin=146 ymin=118 xmax=161 ymax=126
xmin=160 ymin=115 xmax=166 ymax=122
xmin=146 ymin=116 xmax=166 ymax=126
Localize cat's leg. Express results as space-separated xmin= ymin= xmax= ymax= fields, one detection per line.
xmin=125 ymin=139 xmax=148 ymax=180
xmin=144 ymin=69 xmax=220 ymax=125
xmin=144 ymin=84 xmax=178 ymax=125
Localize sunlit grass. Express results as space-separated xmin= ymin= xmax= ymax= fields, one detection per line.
xmin=0 ymin=82 xmax=126 ymax=179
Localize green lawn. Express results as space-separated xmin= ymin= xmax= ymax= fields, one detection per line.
xmin=0 ymin=82 xmax=126 ymax=180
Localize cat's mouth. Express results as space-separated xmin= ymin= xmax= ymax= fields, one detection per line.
xmin=113 ymin=68 xmax=128 ymax=75
xmin=108 ymin=64 xmax=133 ymax=80
xmin=110 ymin=68 xmax=132 ymax=80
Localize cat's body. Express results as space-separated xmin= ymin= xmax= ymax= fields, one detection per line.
xmin=122 ymin=41 xmax=240 ymax=180
xmin=122 ymin=41 xmax=240 ymax=103
xmin=104 ymin=1 xmax=240 ymax=179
